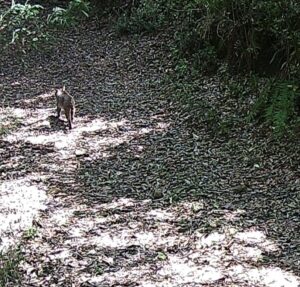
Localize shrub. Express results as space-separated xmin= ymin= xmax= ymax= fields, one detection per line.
xmin=249 ymin=80 xmax=300 ymax=137
xmin=0 ymin=247 xmax=23 ymax=286
xmin=0 ymin=2 xmax=46 ymax=50
xmin=111 ymin=0 xmax=300 ymax=136
xmin=115 ymin=0 xmax=167 ymax=34
xmin=174 ymin=0 xmax=300 ymax=75
xmin=0 ymin=0 xmax=92 ymax=51
xmin=113 ymin=0 xmax=299 ymax=76
xmin=48 ymin=0 xmax=91 ymax=27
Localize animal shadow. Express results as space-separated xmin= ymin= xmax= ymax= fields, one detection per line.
xmin=48 ymin=115 xmax=69 ymax=131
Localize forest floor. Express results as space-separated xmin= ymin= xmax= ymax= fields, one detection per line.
xmin=0 ymin=20 xmax=299 ymax=287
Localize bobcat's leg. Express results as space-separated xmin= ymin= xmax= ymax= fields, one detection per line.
xmin=65 ymin=109 xmax=72 ymax=129
xmin=71 ymin=107 xmax=75 ymax=122
xmin=57 ymin=106 xmax=61 ymax=119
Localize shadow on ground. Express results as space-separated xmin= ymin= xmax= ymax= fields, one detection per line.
xmin=0 ymin=22 xmax=299 ymax=286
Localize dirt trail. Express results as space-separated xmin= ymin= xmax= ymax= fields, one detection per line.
xmin=0 ymin=22 xmax=299 ymax=286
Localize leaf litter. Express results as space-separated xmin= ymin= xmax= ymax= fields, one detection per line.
xmin=0 ymin=19 xmax=299 ymax=287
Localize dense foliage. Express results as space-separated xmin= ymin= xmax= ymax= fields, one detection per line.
xmin=112 ymin=0 xmax=300 ymax=137
xmin=0 ymin=0 xmax=299 ymax=137
xmin=0 ymin=0 xmax=90 ymax=50
xmin=0 ymin=2 xmax=46 ymax=50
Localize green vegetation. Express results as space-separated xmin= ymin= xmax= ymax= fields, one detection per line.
xmin=0 ymin=116 xmax=22 ymax=137
xmin=113 ymin=0 xmax=299 ymax=75
xmin=23 ymin=227 xmax=38 ymax=240
xmin=0 ymin=0 xmax=299 ymax=135
xmin=0 ymin=0 xmax=90 ymax=51
xmin=0 ymin=1 xmax=299 ymax=284
xmin=115 ymin=0 xmax=167 ymax=34
xmin=111 ymin=0 xmax=300 ymax=137
xmin=248 ymin=79 xmax=300 ymax=136
xmin=47 ymin=0 xmax=90 ymax=27
xmin=0 ymin=2 xmax=46 ymax=50
xmin=0 ymin=247 xmax=23 ymax=286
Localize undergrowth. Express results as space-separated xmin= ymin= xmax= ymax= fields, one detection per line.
xmin=248 ymin=80 xmax=300 ymax=137
xmin=0 ymin=116 xmax=22 ymax=137
xmin=0 ymin=247 xmax=23 ymax=286
xmin=0 ymin=0 xmax=91 ymax=52
xmin=0 ymin=2 xmax=47 ymax=51
xmin=111 ymin=0 xmax=300 ymax=138
xmin=47 ymin=0 xmax=90 ymax=27
xmin=116 ymin=1 xmax=165 ymax=34
xmin=1 ymin=0 xmax=299 ymax=137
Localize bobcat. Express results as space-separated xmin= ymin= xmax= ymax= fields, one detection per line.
xmin=55 ymin=86 xmax=75 ymax=129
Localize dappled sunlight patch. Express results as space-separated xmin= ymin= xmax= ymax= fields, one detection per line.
xmin=1 ymin=104 xmax=172 ymax=186
xmin=48 ymin=248 xmax=71 ymax=261
xmin=155 ymin=121 xmax=170 ymax=130
xmin=228 ymin=265 xmax=299 ymax=287
xmin=230 ymin=243 xmax=263 ymax=261
xmin=235 ymin=229 xmax=267 ymax=244
xmin=0 ymin=176 xmax=47 ymax=251
xmin=101 ymin=197 xmax=151 ymax=211
xmin=86 ymin=264 xmax=153 ymax=286
xmin=18 ymin=198 xmax=300 ymax=287
xmin=234 ymin=229 xmax=278 ymax=252
xmin=189 ymin=247 xmax=224 ymax=266
xmin=196 ymin=231 xmax=226 ymax=248
xmin=2 ymin=105 xmax=169 ymax=163
xmin=9 ymin=192 xmax=299 ymax=286
xmin=2 ymin=107 xmax=123 ymax=145
xmin=134 ymin=230 xmax=188 ymax=248
xmin=194 ymin=229 xmax=280 ymax=264
xmin=88 ymin=230 xmax=131 ymax=248
xmin=77 ymin=118 xmax=125 ymax=133
xmin=0 ymin=101 xmax=172 ymax=258
xmin=158 ymin=254 xmax=224 ymax=284
xmin=54 ymin=199 xmax=190 ymax=250
xmin=69 ymin=216 xmax=187 ymax=250
xmin=175 ymin=201 xmax=246 ymax=224
xmin=21 ymin=91 xmax=54 ymax=105
xmin=145 ymin=208 xmax=176 ymax=221
xmin=78 ymin=119 xmax=170 ymax=160
xmin=139 ymin=127 xmax=153 ymax=135
xmin=174 ymin=200 xmax=206 ymax=214
xmin=1 ymin=155 xmax=24 ymax=170
xmin=48 ymin=208 xmax=76 ymax=226
xmin=0 ymin=107 xmax=23 ymax=135
xmin=69 ymin=225 xmax=89 ymax=238
xmin=63 ymin=213 xmax=113 ymax=240
xmin=84 ymin=134 xmax=133 ymax=153
xmin=259 ymin=240 xmax=279 ymax=253
xmin=223 ymin=208 xmax=246 ymax=221
xmin=3 ymin=107 xmax=53 ymax=143
xmin=134 ymin=231 xmax=156 ymax=245
xmin=70 ymin=215 xmax=299 ymax=287
xmin=26 ymin=132 xmax=64 ymax=146
xmin=2 ymin=107 xmax=52 ymax=129
xmin=0 ymin=107 xmax=27 ymax=120
xmin=106 ymin=119 xmax=128 ymax=130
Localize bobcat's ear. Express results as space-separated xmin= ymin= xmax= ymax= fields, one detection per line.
xmin=62 ymin=85 xmax=66 ymax=92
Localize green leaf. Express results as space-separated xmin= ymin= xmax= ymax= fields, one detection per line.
xmin=157 ymin=252 xmax=167 ymax=261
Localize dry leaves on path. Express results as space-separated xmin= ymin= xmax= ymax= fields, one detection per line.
xmin=0 ymin=20 xmax=299 ymax=287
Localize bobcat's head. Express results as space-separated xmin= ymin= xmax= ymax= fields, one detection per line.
xmin=55 ymin=85 xmax=67 ymax=98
